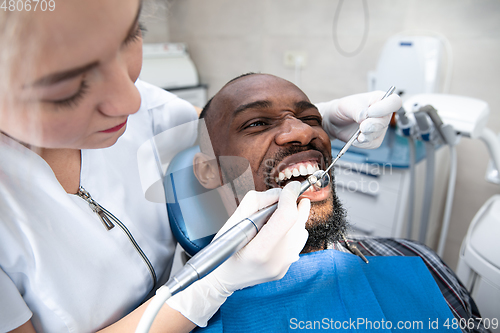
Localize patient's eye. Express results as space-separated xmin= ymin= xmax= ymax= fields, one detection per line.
xmin=240 ymin=119 xmax=272 ymax=133
xmin=247 ymin=120 xmax=267 ymax=128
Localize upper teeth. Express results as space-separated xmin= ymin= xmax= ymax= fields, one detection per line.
xmin=274 ymin=162 xmax=320 ymax=183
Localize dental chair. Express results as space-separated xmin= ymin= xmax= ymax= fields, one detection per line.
xmin=164 ymin=145 xmax=226 ymax=257
xmin=456 ymin=195 xmax=500 ymax=332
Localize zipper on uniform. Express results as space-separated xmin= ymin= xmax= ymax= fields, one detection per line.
xmin=76 ymin=186 xmax=157 ymax=291
xmin=76 ymin=187 xmax=115 ymax=230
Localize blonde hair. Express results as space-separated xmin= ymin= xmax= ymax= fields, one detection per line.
xmin=0 ymin=11 xmax=14 ymax=104
xmin=0 ymin=10 xmax=42 ymax=144
xmin=0 ymin=11 xmax=35 ymax=108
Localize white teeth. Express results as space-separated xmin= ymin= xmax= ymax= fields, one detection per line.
xmin=275 ymin=177 xmax=279 ymax=183
xmin=307 ymin=164 xmax=315 ymax=174
xmin=277 ymin=162 xmax=321 ymax=184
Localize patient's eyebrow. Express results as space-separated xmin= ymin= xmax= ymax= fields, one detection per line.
xmin=233 ymin=100 xmax=272 ymax=115
xmin=295 ymin=100 xmax=319 ymax=112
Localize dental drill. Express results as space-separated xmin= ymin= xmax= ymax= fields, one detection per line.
xmin=136 ymin=171 xmax=331 ymax=333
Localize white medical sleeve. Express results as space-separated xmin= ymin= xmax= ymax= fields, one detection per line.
xmin=0 ymin=267 xmax=32 ymax=332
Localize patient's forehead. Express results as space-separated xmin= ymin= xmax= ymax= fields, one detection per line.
xmin=207 ymin=74 xmax=311 ymax=135
xmin=216 ymin=74 xmax=308 ymax=109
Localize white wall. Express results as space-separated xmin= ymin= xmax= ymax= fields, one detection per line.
xmin=143 ymin=0 xmax=500 ymax=270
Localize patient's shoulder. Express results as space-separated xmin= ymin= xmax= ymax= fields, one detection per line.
xmin=348 ymin=237 xmax=488 ymax=329
xmin=349 ymin=237 xmax=437 ymax=258
xmin=347 ymin=237 xmax=456 ymax=282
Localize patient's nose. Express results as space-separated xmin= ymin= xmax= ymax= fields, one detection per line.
xmin=274 ymin=117 xmax=318 ymax=146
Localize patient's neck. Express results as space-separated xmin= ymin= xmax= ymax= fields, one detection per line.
xmin=301 ymin=240 xmax=328 ymax=254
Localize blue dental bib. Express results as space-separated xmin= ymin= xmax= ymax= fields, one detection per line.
xmin=195 ymin=250 xmax=460 ymax=332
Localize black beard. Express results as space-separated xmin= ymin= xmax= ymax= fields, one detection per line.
xmin=301 ymin=187 xmax=348 ymax=253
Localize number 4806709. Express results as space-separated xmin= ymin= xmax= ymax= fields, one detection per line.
xmin=1 ymin=0 xmax=56 ymax=11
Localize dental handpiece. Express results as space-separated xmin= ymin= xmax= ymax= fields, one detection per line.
xmin=163 ymin=170 xmax=331 ymax=297
xmin=322 ymin=86 xmax=396 ymax=177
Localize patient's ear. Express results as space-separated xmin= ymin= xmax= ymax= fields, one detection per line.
xmin=193 ymin=152 xmax=221 ymax=189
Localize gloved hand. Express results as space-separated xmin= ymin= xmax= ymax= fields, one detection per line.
xmin=316 ymin=91 xmax=402 ymax=149
xmin=166 ymin=181 xmax=310 ymax=327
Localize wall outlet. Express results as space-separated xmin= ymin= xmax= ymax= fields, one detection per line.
xmin=284 ymin=51 xmax=307 ymax=68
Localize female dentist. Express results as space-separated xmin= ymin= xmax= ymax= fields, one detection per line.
xmin=0 ymin=1 xmax=401 ymax=332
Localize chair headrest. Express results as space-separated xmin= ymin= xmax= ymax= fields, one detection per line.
xmin=164 ymin=146 xmax=228 ymax=256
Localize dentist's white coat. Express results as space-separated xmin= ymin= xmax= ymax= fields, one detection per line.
xmin=0 ymin=80 xmax=197 ymax=333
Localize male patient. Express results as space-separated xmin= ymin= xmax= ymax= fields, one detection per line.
xmin=190 ymin=73 xmax=487 ymax=332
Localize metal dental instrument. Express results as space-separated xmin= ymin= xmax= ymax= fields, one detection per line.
xmin=321 ymin=86 xmax=396 ymax=178
xmin=342 ymin=234 xmax=369 ymax=264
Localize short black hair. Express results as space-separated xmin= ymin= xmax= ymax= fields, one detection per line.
xmin=198 ymin=96 xmax=213 ymax=120
xmin=198 ymin=72 xmax=260 ymax=155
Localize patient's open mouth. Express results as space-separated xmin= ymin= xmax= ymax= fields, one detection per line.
xmin=269 ymin=150 xmax=331 ymax=202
